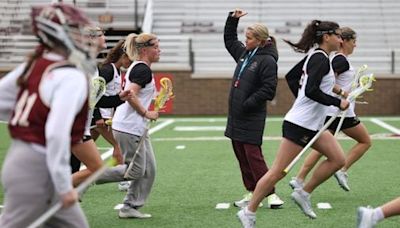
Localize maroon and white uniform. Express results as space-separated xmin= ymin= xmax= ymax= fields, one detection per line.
xmin=9 ymin=57 xmax=87 ymax=146
xmin=0 ymin=52 xmax=89 ymax=228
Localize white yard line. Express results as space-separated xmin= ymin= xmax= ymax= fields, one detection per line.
xmin=370 ymin=118 xmax=400 ymax=135
xmin=174 ymin=126 xmax=225 ymax=131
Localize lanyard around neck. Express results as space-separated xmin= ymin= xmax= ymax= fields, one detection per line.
xmin=234 ymin=47 xmax=258 ymax=87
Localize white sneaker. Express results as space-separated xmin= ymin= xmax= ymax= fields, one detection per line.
xmin=233 ymin=192 xmax=263 ymax=208
xmin=118 ymin=181 xmax=131 ymax=191
xmin=119 ymin=205 xmax=152 ymax=219
xmin=357 ymin=206 xmax=377 ymax=228
xmin=237 ymin=208 xmax=256 ymax=228
xmin=291 ymin=189 xmax=317 ymax=219
xmin=267 ymin=193 xmax=284 ymax=209
xmin=289 ymin=177 xmax=304 ymax=190
xmin=334 ymin=170 xmax=350 ymax=191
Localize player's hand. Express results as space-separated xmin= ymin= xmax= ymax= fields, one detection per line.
xmin=339 ymin=99 xmax=350 ymax=111
xmin=95 ymin=119 xmax=105 ymax=127
xmin=60 ymin=189 xmax=78 ymax=208
xmin=231 ymin=9 xmax=248 ymax=18
xmin=112 ymin=147 xmax=124 ymax=165
xmin=145 ymin=110 xmax=159 ymax=121
xmin=119 ymin=90 xmax=134 ymax=101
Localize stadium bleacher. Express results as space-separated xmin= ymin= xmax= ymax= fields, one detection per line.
xmin=0 ymin=0 xmax=399 ymax=75
xmin=151 ymin=0 xmax=400 ymax=77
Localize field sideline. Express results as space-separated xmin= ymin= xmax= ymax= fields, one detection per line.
xmin=0 ymin=116 xmax=399 ymax=227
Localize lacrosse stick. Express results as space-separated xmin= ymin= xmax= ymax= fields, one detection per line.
xmin=283 ymin=72 xmax=375 ymax=174
xmin=123 ymin=77 xmax=173 ymax=179
xmin=27 ymin=158 xmax=117 ymax=228
xmin=89 ymin=76 xmax=106 ymax=109
xmin=87 ymin=76 xmax=106 ymax=130
xmin=333 ymin=65 xmax=369 ymax=136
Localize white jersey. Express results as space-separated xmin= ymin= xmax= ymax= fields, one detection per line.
xmin=326 ymin=53 xmax=356 ymax=117
xmin=284 ymin=50 xmax=336 ymax=131
xmin=112 ymin=61 xmax=156 ymax=136
xmin=100 ymin=63 xmax=122 ymax=119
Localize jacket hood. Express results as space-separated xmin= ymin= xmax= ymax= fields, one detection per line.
xmin=257 ymin=44 xmax=279 ymax=61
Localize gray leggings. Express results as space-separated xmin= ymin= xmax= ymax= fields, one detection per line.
xmin=114 ymin=130 xmax=156 ymax=208
xmin=96 ymin=130 xmax=156 ymax=208
xmin=0 ymin=140 xmax=88 ymax=228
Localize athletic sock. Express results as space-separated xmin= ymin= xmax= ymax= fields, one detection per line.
xmin=245 ymin=206 xmax=256 ymax=215
xmin=373 ymin=207 xmax=384 ymax=223
xmin=299 ymin=188 xmax=310 ymax=197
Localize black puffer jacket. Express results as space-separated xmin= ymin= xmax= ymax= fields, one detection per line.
xmin=224 ymin=14 xmax=278 ymax=146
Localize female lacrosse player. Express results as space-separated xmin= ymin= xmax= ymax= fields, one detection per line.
xmin=91 ymin=39 xmax=133 ymax=191
xmin=0 ymin=4 xmax=98 ymax=227
xmin=70 ymin=29 xmax=132 ymax=187
xmin=237 ymin=20 xmax=349 ymax=227
xmin=109 ymin=32 xmax=160 ymax=219
xmin=224 ymin=8 xmax=283 ymax=209
xmin=91 ymin=39 xmax=132 ymax=164
xmin=358 ymin=197 xmax=400 ymax=227
xmin=290 ymin=27 xmax=371 ymax=192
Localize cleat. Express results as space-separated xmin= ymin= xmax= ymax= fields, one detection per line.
xmin=233 ymin=192 xmax=263 ymax=208
xmin=119 ymin=205 xmax=151 ymax=219
xmin=267 ymin=193 xmax=284 ymax=209
xmin=237 ymin=208 xmax=256 ymax=228
xmin=291 ymin=189 xmax=317 ymax=219
xmin=118 ymin=181 xmax=131 ymax=191
xmin=334 ymin=170 xmax=350 ymax=191
xmin=289 ymin=177 xmax=304 ymax=190
xmin=357 ymin=206 xmax=376 ymax=228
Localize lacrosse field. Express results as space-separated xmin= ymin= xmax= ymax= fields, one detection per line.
xmin=0 ymin=117 xmax=400 ymax=228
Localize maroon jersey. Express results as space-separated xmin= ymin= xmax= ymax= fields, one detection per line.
xmin=8 ymin=57 xmax=88 ymax=145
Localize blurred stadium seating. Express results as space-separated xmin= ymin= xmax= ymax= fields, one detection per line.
xmin=0 ymin=0 xmax=399 ymax=76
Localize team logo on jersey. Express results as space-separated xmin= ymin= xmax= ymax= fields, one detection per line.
xmin=300 ymin=135 xmax=310 ymax=144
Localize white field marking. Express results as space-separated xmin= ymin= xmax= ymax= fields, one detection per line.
xmin=0 ymin=121 xmax=7 ymax=124
xmin=114 ymin=204 xmax=124 ymax=210
xmin=175 ymin=145 xmax=186 ymax=150
xmin=215 ymin=203 xmax=230 ymax=209
xmin=370 ymin=118 xmax=400 ymax=135
xmin=80 ymin=119 xmax=175 ymax=170
xmin=174 ymin=126 xmax=225 ymax=131
xmin=369 ymin=117 xmax=400 ymax=121
xmin=317 ymin=202 xmax=332 ymax=209
xmin=152 ymin=134 xmax=400 ymax=142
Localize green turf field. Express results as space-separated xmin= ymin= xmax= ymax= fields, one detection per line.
xmin=1 ymin=117 xmax=400 ymax=228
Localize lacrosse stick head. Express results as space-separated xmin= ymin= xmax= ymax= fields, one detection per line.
xmin=348 ymin=72 xmax=375 ymax=101
xmin=351 ymin=64 xmax=368 ymax=89
xmin=31 ymin=4 xmax=99 ymax=76
xmin=89 ymin=76 xmax=106 ymax=108
xmin=154 ymin=77 xmax=174 ymax=111
xmin=359 ymin=73 xmax=375 ymax=91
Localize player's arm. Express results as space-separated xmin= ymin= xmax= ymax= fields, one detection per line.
xmin=0 ymin=63 xmax=26 ymax=121
xmin=42 ymin=67 xmax=88 ymax=207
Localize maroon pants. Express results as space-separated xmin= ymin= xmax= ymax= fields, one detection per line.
xmin=232 ymin=140 xmax=275 ymax=194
